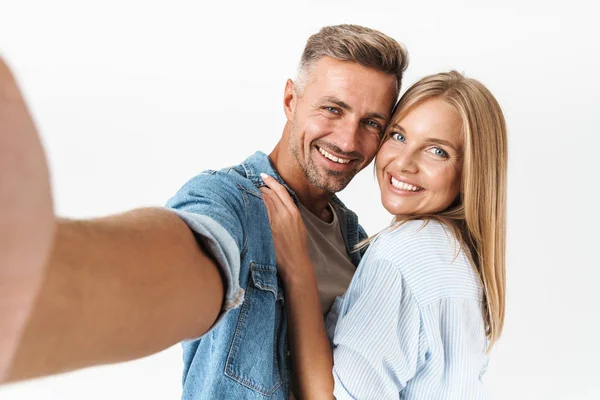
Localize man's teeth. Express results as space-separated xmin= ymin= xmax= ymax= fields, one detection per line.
xmin=391 ymin=176 xmax=422 ymax=192
xmin=319 ymin=147 xmax=350 ymax=164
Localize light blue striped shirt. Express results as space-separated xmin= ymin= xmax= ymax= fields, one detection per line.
xmin=325 ymin=220 xmax=489 ymax=399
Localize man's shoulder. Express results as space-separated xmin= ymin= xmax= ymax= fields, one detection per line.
xmin=201 ymin=164 xmax=255 ymax=191
xmin=167 ymin=167 xmax=247 ymax=203
xmin=167 ymin=153 xmax=266 ymax=205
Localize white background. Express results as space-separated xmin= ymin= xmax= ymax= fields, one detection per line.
xmin=1 ymin=0 xmax=599 ymax=399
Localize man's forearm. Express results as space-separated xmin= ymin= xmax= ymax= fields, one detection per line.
xmin=5 ymin=208 xmax=224 ymax=383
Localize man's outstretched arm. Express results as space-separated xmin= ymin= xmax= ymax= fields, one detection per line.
xmin=7 ymin=209 xmax=224 ymax=383
xmin=0 ymin=57 xmax=56 ymax=383
xmin=0 ymin=59 xmax=224 ymax=383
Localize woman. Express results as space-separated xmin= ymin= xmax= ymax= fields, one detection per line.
xmin=260 ymin=70 xmax=507 ymax=399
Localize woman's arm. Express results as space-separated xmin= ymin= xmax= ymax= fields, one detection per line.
xmin=283 ymin=259 xmax=334 ymax=399
xmin=260 ymin=174 xmax=334 ymax=399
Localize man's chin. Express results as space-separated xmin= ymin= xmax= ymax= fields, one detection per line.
xmin=309 ymin=175 xmax=353 ymax=193
xmin=304 ymin=162 xmax=356 ymax=193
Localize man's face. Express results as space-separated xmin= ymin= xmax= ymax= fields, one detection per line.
xmin=285 ymin=57 xmax=397 ymax=193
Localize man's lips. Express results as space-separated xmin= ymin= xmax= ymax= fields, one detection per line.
xmin=317 ymin=146 xmax=354 ymax=164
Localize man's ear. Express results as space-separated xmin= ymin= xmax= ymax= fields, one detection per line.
xmin=283 ymin=79 xmax=297 ymax=121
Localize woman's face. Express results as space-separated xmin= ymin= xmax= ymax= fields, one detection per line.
xmin=376 ymin=98 xmax=464 ymax=218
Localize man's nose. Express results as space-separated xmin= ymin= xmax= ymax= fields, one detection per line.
xmin=333 ymin=119 xmax=361 ymax=154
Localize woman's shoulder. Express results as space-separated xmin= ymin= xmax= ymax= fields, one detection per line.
xmin=370 ymin=219 xmax=458 ymax=257
xmin=367 ymin=219 xmax=483 ymax=306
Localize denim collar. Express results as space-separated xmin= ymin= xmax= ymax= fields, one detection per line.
xmin=240 ymin=151 xmax=364 ymax=267
xmin=241 ymin=151 xmax=297 ymax=199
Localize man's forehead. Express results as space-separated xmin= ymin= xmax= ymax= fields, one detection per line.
xmin=316 ymin=58 xmax=391 ymax=84
xmin=307 ymin=59 xmax=396 ymax=116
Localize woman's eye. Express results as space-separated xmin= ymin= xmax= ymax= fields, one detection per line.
xmin=390 ymin=132 xmax=406 ymax=142
xmin=428 ymin=147 xmax=449 ymax=158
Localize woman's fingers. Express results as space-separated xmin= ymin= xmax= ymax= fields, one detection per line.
xmin=260 ymin=187 xmax=281 ymax=208
xmin=260 ymin=173 xmax=296 ymax=211
xmin=259 ymin=177 xmax=310 ymax=277
xmin=260 ymin=188 xmax=274 ymax=223
xmin=260 ymin=187 xmax=287 ymax=222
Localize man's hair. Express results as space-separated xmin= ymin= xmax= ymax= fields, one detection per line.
xmin=295 ymin=24 xmax=409 ymax=97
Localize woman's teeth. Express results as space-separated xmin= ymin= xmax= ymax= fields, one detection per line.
xmin=391 ymin=176 xmax=422 ymax=191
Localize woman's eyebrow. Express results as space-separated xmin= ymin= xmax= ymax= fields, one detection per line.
xmin=388 ymin=122 xmax=404 ymax=131
xmin=424 ymin=138 xmax=460 ymax=151
xmin=387 ymin=123 xmax=460 ymax=151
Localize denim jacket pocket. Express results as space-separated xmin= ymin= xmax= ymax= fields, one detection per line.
xmin=225 ymin=262 xmax=286 ymax=396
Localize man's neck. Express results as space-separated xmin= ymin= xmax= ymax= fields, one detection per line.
xmin=269 ymin=142 xmax=334 ymax=223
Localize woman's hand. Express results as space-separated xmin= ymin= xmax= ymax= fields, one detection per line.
xmin=261 ymin=174 xmax=335 ymax=399
xmin=259 ymin=173 xmax=312 ymax=284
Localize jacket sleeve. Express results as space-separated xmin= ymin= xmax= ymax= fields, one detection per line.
xmin=165 ymin=170 xmax=247 ymax=315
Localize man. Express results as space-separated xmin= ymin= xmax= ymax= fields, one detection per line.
xmin=0 ymin=24 xmax=408 ymax=398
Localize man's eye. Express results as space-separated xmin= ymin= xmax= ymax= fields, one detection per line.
xmin=390 ymin=132 xmax=406 ymax=142
xmin=325 ymin=107 xmax=340 ymax=114
xmin=365 ymin=120 xmax=382 ymax=131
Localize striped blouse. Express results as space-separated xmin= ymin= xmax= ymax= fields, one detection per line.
xmin=325 ymin=220 xmax=489 ymax=399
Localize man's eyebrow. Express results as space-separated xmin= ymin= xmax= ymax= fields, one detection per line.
xmin=323 ymin=96 xmax=352 ymax=111
xmin=323 ymin=96 xmax=388 ymax=122
xmin=365 ymin=112 xmax=388 ymax=122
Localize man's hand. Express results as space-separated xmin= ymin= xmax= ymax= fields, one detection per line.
xmin=0 ymin=59 xmax=224 ymax=385
xmin=0 ymin=57 xmax=56 ymax=381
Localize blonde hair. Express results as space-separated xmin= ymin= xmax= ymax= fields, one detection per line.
xmin=296 ymin=24 xmax=409 ymax=97
xmin=360 ymin=71 xmax=507 ymax=349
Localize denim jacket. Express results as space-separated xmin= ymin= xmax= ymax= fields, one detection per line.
xmin=166 ymin=151 xmax=367 ymax=399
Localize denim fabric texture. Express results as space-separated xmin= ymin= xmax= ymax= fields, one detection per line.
xmin=166 ymin=151 xmax=367 ymax=399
